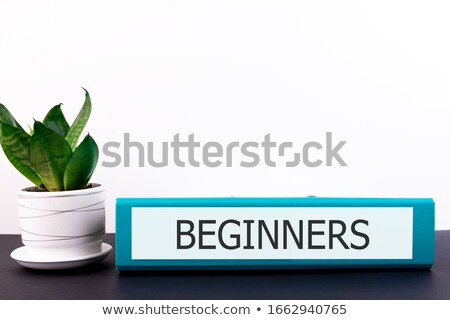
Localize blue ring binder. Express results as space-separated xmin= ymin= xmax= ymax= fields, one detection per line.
xmin=116 ymin=198 xmax=434 ymax=270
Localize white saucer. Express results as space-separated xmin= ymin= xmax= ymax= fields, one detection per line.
xmin=10 ymin=243 xmax=113 ymax=270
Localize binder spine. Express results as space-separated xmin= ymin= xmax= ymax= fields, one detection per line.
xmin=116 ymin=198 xmax=434 ymax=270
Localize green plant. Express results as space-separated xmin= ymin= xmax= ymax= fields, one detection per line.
xmin=0 ymin=88 xmax=99 ymax=191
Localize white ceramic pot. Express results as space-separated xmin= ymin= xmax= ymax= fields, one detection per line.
xmin=17 ymin=184 xmax=105 ymax=260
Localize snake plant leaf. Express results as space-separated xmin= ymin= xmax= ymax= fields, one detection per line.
xmin=0 ymin=122 xmax=42 ymax=186
xmin=0 ymin=103 xmax=25 ymax=131
xmin=63 ymin=134 xmax=99 ymax=191
xmin=65 ymin=88 xmax=91 ymax=150
xmin=29 ymin=121 xmax=73 ymax=191
xmin=43 ymin=104 xmax=70 ymax=137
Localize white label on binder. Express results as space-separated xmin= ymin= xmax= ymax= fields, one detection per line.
xmin=131 ymin=207 xmax=413 ymax=260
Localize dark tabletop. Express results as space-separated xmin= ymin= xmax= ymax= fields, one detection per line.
xmin=1 ymin=232 xmax=449 ymax=300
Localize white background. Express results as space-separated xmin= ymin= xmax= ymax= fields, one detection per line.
xmin=0 ymin=1 xmax=449 ymax=233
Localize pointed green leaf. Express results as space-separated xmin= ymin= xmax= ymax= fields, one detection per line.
xmin=0 ymin=122 xmax=42 ymax=186
xmin=29 ymin=121 xmax=73 ymax=191
xmin=65 ymin=88 xmax=92 ymax=150
xmin=0 ymin=103 xmax=16 ymax=126
xmin=63 ymin=134 xmax=99 ymax=190
xmin=0 ymin=103 xmax=24 ymax=131
xmin=43 ymin=104 xmax=70 ymax=137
